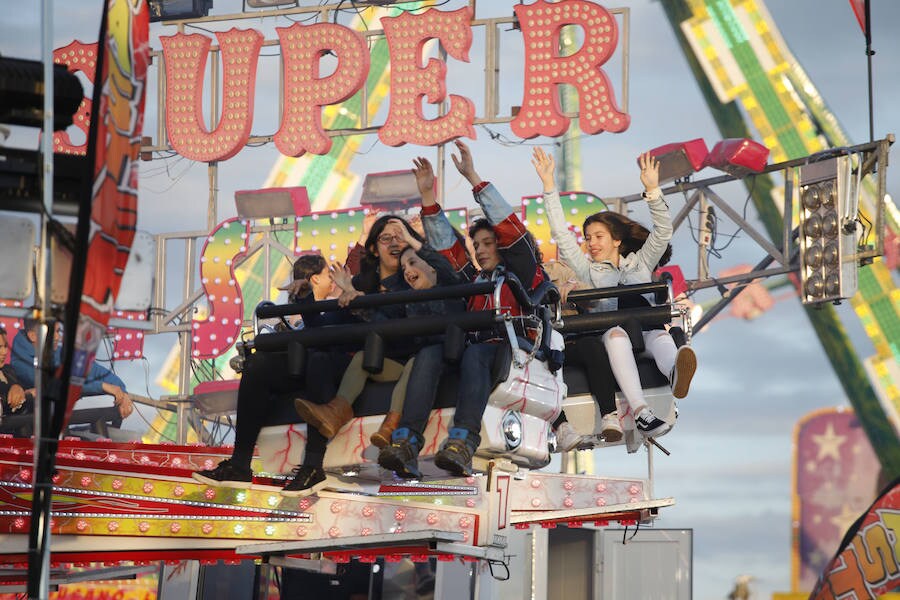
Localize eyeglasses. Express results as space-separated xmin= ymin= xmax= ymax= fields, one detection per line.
xmin=377 ymin=233 xmax=403 ymax=245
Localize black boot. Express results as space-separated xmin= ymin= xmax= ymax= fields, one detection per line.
xmin=378 ymin=427 xmax=423 ymax=479
xmin=434 ymin=427 xmax=478 ymax=477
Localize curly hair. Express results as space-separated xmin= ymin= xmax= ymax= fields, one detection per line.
xmin=356 ymin=215 xmax=426 ymax=293
xmin=582 ymin=211 xmax=672 ymax=268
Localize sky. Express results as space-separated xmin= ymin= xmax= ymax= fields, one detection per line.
xmin=2 ymin=1 xmax=900 ymax=598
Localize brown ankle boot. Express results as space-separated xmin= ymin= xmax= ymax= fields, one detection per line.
xmin=294 ymin=396 xmax=353 ymax=438
xmin=370 ymin=411 xmax=401 ymax=448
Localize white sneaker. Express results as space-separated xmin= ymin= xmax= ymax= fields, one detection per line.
xmin=600 ymin=413 xmax=623 ymax=442
xmin=554 ymin=421 xmax=583 ymax=452
xmin=635 ymin=408 xmax=670 ymax=438
xmin=670 ymin=345 xmax=697 ymax=399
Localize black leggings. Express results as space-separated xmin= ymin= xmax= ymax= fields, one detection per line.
xmin=564 ymin=335 xmax=617 ymax=416
xmin=231 ymin=349 xmax=349 ymax=470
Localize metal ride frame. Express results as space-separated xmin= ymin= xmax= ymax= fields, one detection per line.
xmin=137 ymin=135 xmax=892 ymax=456
xmin=133 ymin=0 xmax=891 ymax=444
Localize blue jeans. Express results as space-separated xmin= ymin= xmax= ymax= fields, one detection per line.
xmin=398 ymin=344 xmax=448 ymax=437
xmin=399 ymin=342 xmax=498 ymax=447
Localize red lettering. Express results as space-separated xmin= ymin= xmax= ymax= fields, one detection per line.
xmin=512 ymin=0 xmax=629 ymax=139
xmin=275 ymin=23 xmax=369 ymax=156
xmin=379 ymin=7 xmax=476 ymax=147
xmin=161 ymin=29 xmax=263 ymax=162
xmin=53 ymin=40 xmax=97 ymax=155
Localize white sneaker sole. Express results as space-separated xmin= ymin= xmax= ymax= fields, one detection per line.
xmin=191 ymin=472 xmax=252 ymax=489
xmin=672 ymin=346 xmax=697 ymax=399
xmin=280 ymin=477 xmax=328 ymax=498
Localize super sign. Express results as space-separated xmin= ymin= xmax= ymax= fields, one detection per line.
xmin=160 ymin=0 xmax=628 ymax=162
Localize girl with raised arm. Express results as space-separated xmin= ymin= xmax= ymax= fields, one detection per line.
xmin=533 ymin=147 xmax=697 ymax=439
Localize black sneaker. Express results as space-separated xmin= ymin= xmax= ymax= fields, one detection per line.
xmin=635 ymin=409 xmax=669 ymax=438
xmin=378 ymin=432 xmax=422 ymax=480
xmin=192 ymin=459 xmax=253 ymax=488
xmin=281 ymin=465 xmax=327 ymax=498
xmin=434 ymin=428 xmax=477 ymax=477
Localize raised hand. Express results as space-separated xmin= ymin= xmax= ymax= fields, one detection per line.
xmin=531 ymin=147 xmax=556 ymax=192
xmin=450 ymin=139 xmax=482 ymax=186
xmin=329 ymin=261 xmax=355 ymax=293
xmin=279 ymin=278 xmax=312 ymax=300
xmin=387 ymin=217 xmax=422 ymax=251
xmin=408 ymin=214 xmax=425 ymax=238
xmin=412 ymin=157 xmax=438 ymax=208
xmin=412 ymin=157 xmax=434 ymax=193
xmin=639 ymin=151 xmax=660 ymax=192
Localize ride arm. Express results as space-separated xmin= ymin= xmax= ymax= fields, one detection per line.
xmin=80 ymin=362 xmax=127 ymax=397
xmin=542 ymin=188 xmax=594 ymax=284
xmin=475 ymin=183 xmax=543 ymax=290
xmin=421 ymin=204 xmax=472 ymax=276
xmin=634 ymin=188 xmax=673 ymax=271
xmin=417 ymin=243 xmax=463 ymax=286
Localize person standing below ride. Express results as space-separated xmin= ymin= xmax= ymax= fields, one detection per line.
xmin=294 ymin=226 xmax=463 ymax=447
xmin=193 ymin=254 xmax=352 ymax=497
xmin=11 ymin=319 xmax=134 ymax=420
xmin=380 ymin=141 xmax=567 ymax=478
xmin=533 ymin=147 xmax=697 ymax=439
xmin=0 ymin=328 xmax=32 ymax=420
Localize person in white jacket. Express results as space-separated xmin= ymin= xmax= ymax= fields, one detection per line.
xmin=532 ymin=147 xmax=697 ymax=438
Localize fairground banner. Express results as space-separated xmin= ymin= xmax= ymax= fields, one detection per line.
xmin=793 ymin=409 xmax=880 ymax=590
xmin=809 ymin=478 xmax=900 ymax=599
xmin=62 ymin=0 xmax=149 ymax=426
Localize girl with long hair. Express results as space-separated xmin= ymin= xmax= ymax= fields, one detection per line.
xmin=533 ymin=147 xmax=697 ymax=439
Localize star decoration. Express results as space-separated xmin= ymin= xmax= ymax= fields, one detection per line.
xmin=812 ymin=423 xmax=846 ymax=462
xmin=829 ymin=503 xmax=860 ymax=536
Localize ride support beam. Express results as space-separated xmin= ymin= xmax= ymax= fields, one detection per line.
xmin=660 ymin=0 xmax=900 ymax=477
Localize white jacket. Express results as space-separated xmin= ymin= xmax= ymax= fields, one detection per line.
xmin=542 ymin=187 xmax=672 ymax=311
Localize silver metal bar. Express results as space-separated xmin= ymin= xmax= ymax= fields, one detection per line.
xmin=670 ymin=188 xmax=700 ymax=231
xmin=434 ymin=542 xmax=506 ymax=562
xmin=685 ymin=266 xmax=796 ymax=292
xmin=483 ymin=20 xmax=498 ymax=120
xmin=208 ymin=46 xmax=219 ymax=230
xmin=176 ymin=237 xmax=197 ymax=444
xmin=783 ymin=166 xmax=794 ymax=261
xmin=697 ymin=191 xmax=709 ymax=281
xmin=155 ymin=50 xmax=165 ymax=151
xmin=34 ymin=1 xmax=55 ymax=595
xmin=236 ymin=529 xmax=465 ymax=556
xmin=874 ymin=137 xmax=891 ymax=255
xmin=704 ymin=188 xmax=787 ymax=265
xmin=160 ymin=288 xmax=208 ymax=328
xmin=508 ymin=497 xmax=675 ymax=524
